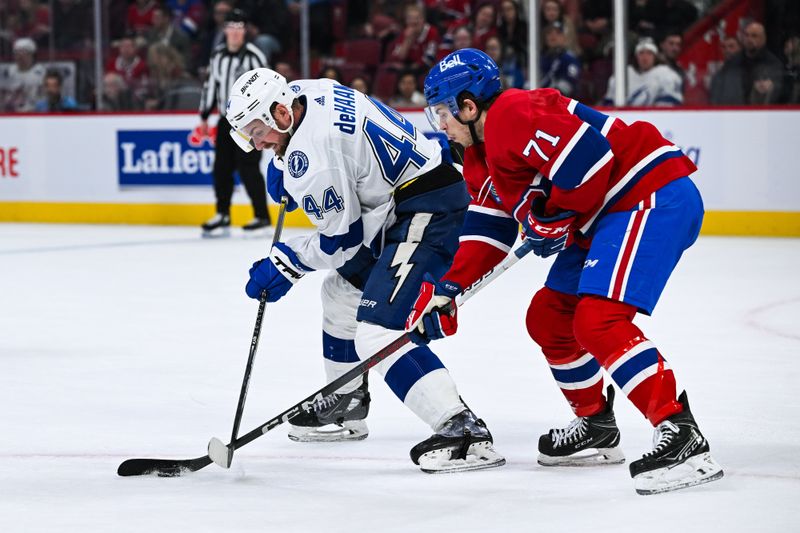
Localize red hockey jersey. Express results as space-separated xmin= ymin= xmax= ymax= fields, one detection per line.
xmin=442 ymin=88 xmax=697 ymax=289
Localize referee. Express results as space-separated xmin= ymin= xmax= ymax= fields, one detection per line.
xmin=199 ymin=8 xmax=271 ymax=236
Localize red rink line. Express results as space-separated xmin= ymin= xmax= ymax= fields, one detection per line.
xmin=744 ymin=297 xmax=800 ymax=342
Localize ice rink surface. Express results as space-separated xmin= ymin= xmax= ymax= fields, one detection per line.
xmin=1 ymin=223 xmax=798 ymax=532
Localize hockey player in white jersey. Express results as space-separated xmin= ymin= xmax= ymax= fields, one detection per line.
xmin=224 ymin=67 xmax=504 ymax=473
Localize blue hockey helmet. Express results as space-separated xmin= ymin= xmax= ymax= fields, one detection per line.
xmin=423 ymin=48 xmax=502 ymax=124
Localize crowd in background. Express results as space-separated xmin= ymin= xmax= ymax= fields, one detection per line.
xmin=1 ymin=0 xmax=798 ymax=113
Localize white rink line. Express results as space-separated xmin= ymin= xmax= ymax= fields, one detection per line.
xmin=0 ymin=237 xmax=206 ymax=256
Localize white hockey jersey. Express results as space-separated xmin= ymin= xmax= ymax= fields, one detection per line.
xmin=277 ymin=79 xmax=444 ymax=271
xmin=604 ymin=65 xmax=683 ymax=107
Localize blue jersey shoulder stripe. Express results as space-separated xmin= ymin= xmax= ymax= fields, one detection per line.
xmin=319 ymin=217 xmax=364 ymax=255
xmin=550 ymin=126 xmax=612 ymax=190
xmin=573 ymin=102 xmax=611 ymax=132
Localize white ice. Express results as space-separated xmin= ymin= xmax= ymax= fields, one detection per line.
xmin=1 ymin=223 xmax=798 ymax=532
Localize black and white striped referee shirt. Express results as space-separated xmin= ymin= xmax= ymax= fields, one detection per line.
xmin=199 ymin=42 xmax=268 ymax=120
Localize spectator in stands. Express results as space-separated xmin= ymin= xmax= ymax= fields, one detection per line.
xmin=287 ymin=0 xmax=333 ymax=55
xmin=106 ymin=34 xmax=149 ymax=101
xmin=659 ymin=29 xmax=685 ymax=91
xmin=423 ymin=0 xmax=471 ymax=30
xmin=782 ymin=34 xmax=800 ymax=104
xmin=471 ymin=2 xmax=498 ymax=52
xmin=540 ymin=0 xmax=579 ymax=55
xmin=34 ymin=70 xmax=77 ymax=112
xmin=127 ymin=0 xmax=158 ymax=36
xmin=166 ymin=0 xmax=206 ymax=39
xmin=319 ymin=66 xmax=343 ymax=82
xmin=578 ymin=0 xmax=613 ymax=63
xmin=485 ymin=34 xmax=525 ymax=89
xmin=387 ymin=4 xmax=441 ymax=74
xmin=241 ymin=0 xmax=290 ymax=61
xmin=101 ymin=72 xmax=136 ymax=111
xmin=199 ymin=0 xmax=232 ymax=68
xmin=14 ymin=0 xmax=51 ymax=48
xmin=629 ymin=0 xmax=697 ymax=37
xmin=604 ymin=37 xmax=683 ymax=106
xmin=274 ymin=61 xmax=297 ymax=82
xmin=438 ymin=24 xmax=473 ymax=60
xmin=146 ymin=4 xmax=192 ymax=69
xmin=1 ymin=37 xmax=45 ymax=112
xmin=540 ymin=22 xmax=581 ymax=97
xmin=721 ymin=35 xmax=741 ymax=61
xmin=499 ymin=0 xmax=528 ymax=68
xmin=349 ymin=74 xmax=372 ymax=96
xmin=452 ymin=25 xmax=474 ymax=51
xmin=144 ymin=42 xmax=199 ymax=110
xmin=52 ymin=0 xmax=93 ymax=50
xmin=387 ymin=70 xmax=426 ymax=108
xmin=710 ymin=22 xmax=783 ymax=105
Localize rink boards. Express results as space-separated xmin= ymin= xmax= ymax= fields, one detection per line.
xmin=0 ymin=108 xmax=798 ymax=236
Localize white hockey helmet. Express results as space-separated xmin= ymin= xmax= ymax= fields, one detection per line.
xmin=226 ymin=68 xmax=295 ymax=152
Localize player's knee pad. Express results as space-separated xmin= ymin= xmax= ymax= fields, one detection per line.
xmin=526 ymin=287 xmax=581 ymax=360
xmin=321 ymin=272 xmax=360 ymax=339
xmin=573 ymin=295 xmax=640 ymax=364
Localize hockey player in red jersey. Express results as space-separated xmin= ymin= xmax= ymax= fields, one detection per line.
xmin=406 ymin=48 xmax=723 ymax=495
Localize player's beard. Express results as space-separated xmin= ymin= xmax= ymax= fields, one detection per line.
xmin=272 ymin=134 xmax=290 ymax=158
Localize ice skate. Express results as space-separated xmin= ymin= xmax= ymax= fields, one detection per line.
xmin=201 ymin=213 xmax=231 ymax=238
xmin=630 ymin=391 xmax=723 ymax=495
xmin=410 ymin=409 xmax=505 ymax=474
xmin=288 ymin=377 xmax=370 ymax=442
xmin=241 ymin=217 xmax=272 ymax=238
xmin=538 ymin=385 xmax=625 ymax=467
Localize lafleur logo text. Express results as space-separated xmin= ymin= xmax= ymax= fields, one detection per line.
xmin=118 ymin=130 xmax=215 ymax=186
xmin=120 ymin=142 xmax=213 ymax=174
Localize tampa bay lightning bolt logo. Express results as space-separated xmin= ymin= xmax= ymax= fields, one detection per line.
xmin=226 ymin=99 xmax=231 ymax=111
xmin=290 ymin=84 xmax=301 ymax=93
xmin=287 ymin=151 xmax=309 ymax=178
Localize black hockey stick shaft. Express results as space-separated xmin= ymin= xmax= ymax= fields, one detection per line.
xmin=117 ymin=239 xmax=534 ymax=476
xmin=225 ymin=196 xmax=289 ymax=466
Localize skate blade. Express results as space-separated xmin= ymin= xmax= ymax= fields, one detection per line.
xmin=287 ymin=420 xmax=368 ymax=443
xmin=419 ymin=441 xmax=506 ymax=474
xmin=538 ymin=447 xmax=625 ymax=467
xmin=634 ymin=452 xmax=724 ymax=495
xmin=201 ymin=227 xmax=231 ymax=239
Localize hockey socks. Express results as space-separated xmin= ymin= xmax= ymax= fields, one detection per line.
xmin=573 ymin=296 xmax=682 ymax=425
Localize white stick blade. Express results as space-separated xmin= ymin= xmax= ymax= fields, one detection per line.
xmin=207 ymin=437 xmax=232 ymax=468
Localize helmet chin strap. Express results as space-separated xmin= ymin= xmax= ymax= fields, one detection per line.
xmin=456 ymin=107 xmax=484 ymax=146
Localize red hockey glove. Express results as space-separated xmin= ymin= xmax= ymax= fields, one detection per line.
xmin=522 ymin=197 xmax=577 ymax=258
xmin=405 ymin=274 xmax=462 ymax=345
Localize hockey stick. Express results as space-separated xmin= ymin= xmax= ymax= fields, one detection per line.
xmin=212 ymin=196 xmax=289 ymax=469
xmin=117 ymin=238 xmax=535 ymax=477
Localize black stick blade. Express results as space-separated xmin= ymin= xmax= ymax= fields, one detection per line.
xmin=117 ymin=456 xmax=212 ymax=477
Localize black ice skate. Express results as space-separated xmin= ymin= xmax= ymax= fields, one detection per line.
xmin=630 ymin=391 xmax=724 ymax=495
xmin=201 ymin=213 xmax=231 ymax=238
xmin=410 ymin=409 xmax=505 ymax=474
xmin=288 ymin=376 xmax=370 ymax=442
xmin=241 ymin=217 xmax=272 ymax=238
xmin=537 ymin=385 xmax=625 ymax=467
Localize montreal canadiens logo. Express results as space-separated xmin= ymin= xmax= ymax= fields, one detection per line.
xmin=287 ymin=151 xmax=309 ymax=178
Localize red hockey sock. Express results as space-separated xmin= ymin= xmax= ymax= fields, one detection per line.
xmin=573 ymin=296 xmax=683 ymax=425
xmin=527 ymin=287 xmax=606 ymax=417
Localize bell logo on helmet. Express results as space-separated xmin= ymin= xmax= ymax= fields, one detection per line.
xmin=439 ymin=54 xmax=465 ymax=72
xmin=240 ymin=72 xmax=260 ymax=94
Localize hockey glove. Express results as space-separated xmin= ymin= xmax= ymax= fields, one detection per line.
xmin=522 ymin=197 xmax=577 ymax=258
xmin=266 ymin=159 xmax=298 ymax=212
xmin=245 ymin=243 xmax=311 ymax=302
xmin=405 ymin=274 xmax=462 ymax=345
